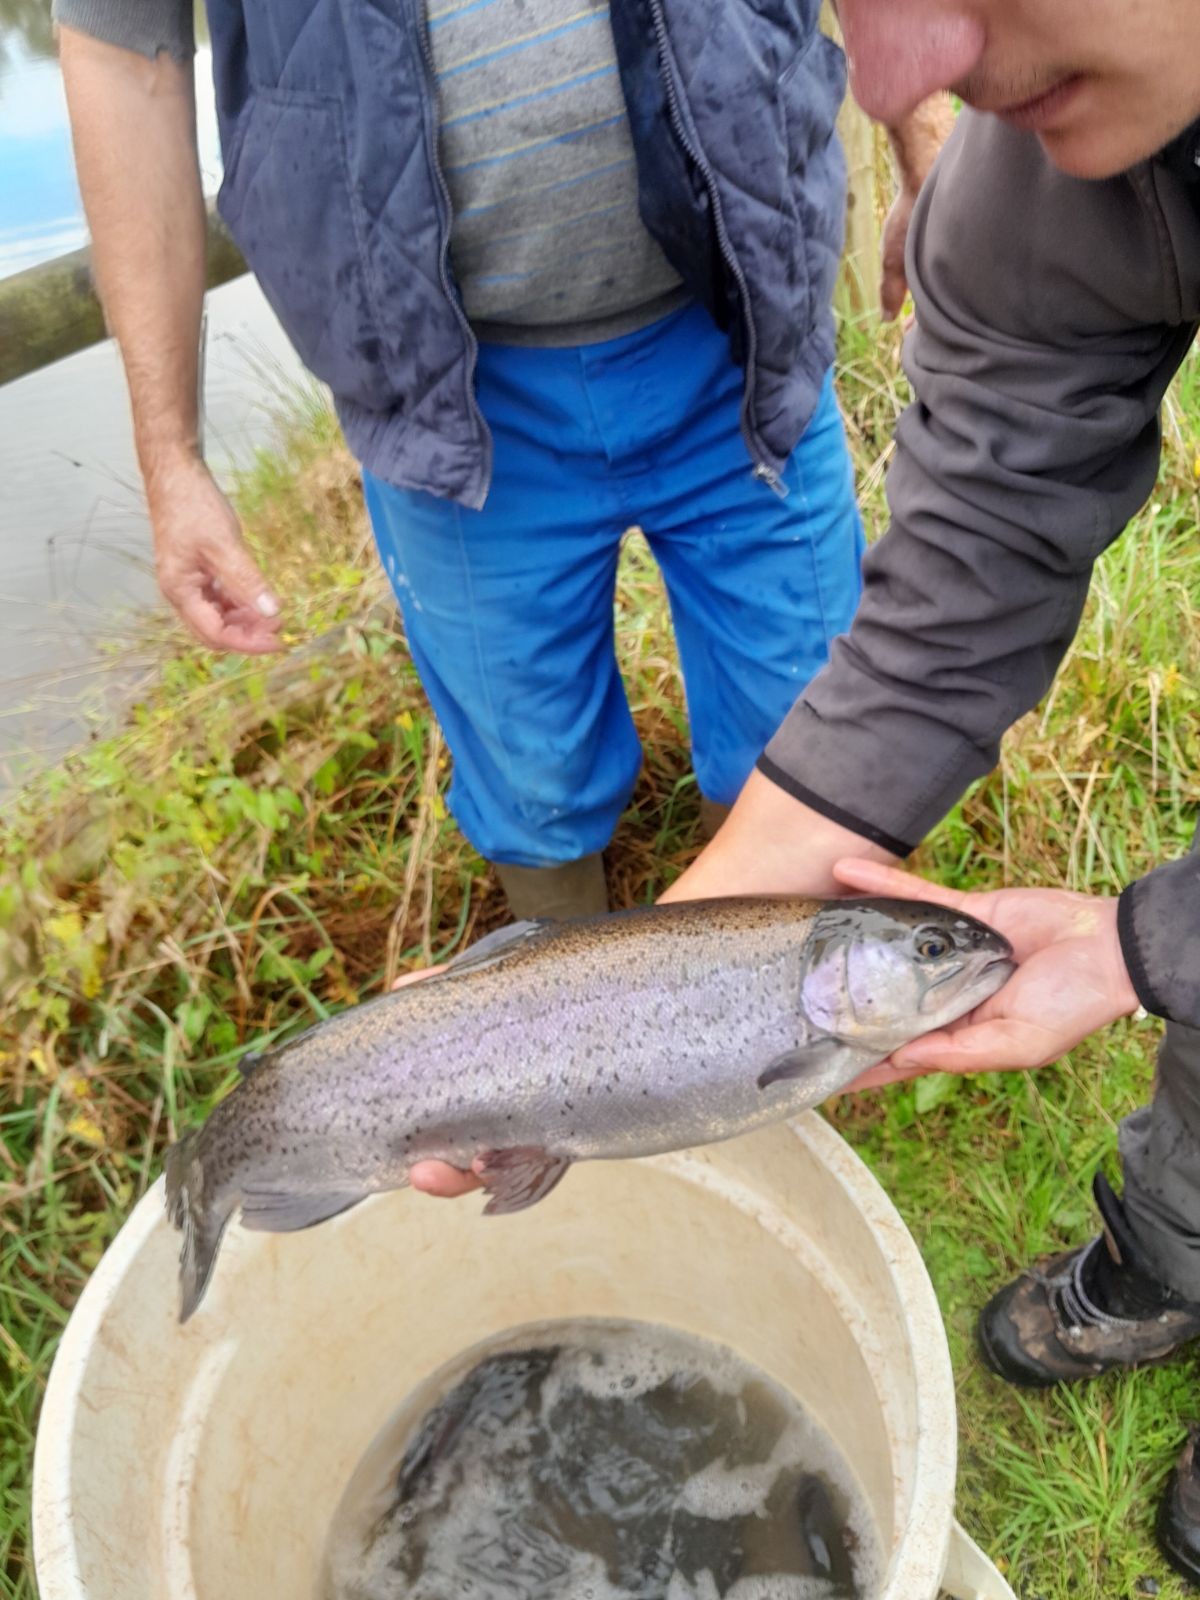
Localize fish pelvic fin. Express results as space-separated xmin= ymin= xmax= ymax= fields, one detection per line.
xmin=164 ymin=1129 xmax=239 ymax=1324
xmin=477 ymin=1147 xmax=570 ymax=1215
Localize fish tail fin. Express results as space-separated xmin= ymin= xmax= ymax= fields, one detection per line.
xmin=164 ymin=1129 xmax=238 ymax=1323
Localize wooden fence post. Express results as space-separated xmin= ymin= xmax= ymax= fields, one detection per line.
xmin=820 ymin=3 xmax=881 ymax=318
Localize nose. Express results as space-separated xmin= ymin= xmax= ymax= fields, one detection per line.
xmin=835 ymin=0 xmax=985 ymax=124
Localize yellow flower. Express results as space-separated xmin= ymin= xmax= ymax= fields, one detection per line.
xmin=66 ymin=1112 xmax=105 ymax=1148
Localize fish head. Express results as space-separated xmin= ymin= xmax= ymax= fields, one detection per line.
xmin=797 ymin=897 xmax=1015 ymax=1052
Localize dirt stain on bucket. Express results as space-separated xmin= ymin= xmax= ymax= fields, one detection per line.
xmin=322 ymin=1320 xmax=881 ymax=1600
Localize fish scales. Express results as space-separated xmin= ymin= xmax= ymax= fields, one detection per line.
xmin=165 ymin=896 xmax=1014 ymax=1319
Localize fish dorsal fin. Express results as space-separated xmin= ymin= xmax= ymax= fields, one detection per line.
xmin=476 ymin=1146 xmax=571 ymax=1215
xmin=435 ymin=919 xmax=551 ymax=980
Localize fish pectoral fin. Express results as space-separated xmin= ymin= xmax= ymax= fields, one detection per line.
xmin=434 ymin=919 xmax=552 ymax=980
xmin=239 ymin=1187 xmax=369 ymax=1233
xmin=757 ymin=1037 xmax=863 ymax=1091
xmin=476 ymin=1147 xmax=571 ymax=1216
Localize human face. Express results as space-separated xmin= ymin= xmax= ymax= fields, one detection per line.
xmin=835 ymin=0 xmax=1200 ymax=179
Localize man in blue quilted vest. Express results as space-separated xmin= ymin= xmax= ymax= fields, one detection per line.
xmin=56 ymin=0 xmax=946 ymax=919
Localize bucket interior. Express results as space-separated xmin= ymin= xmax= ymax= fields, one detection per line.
xmin=34 ymin=1118 xmax=955 ymax=1599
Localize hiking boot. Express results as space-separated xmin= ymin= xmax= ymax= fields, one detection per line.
xmin=1159 ymin=1429 xmax=1200 ymax=1588
xmin=977 ymin=1173 xmax=1200 ymax=1387
xmin=493 ymin=853 xmax=609 ymax=921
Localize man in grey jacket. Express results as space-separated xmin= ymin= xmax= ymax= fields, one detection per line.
xmin=664 ymin=0 xmax=1200 ymax=1580
xmin=411 ymin=0 xmax=1200 ymax=1576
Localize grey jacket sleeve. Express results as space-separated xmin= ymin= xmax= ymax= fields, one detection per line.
xmin=52 ymin=0 xmax=195 ymax=61
xmin=761 ymin=110 xmax=1200 ymax=1021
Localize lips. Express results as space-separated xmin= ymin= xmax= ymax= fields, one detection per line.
xmin=988 ymin=75 xmax=1084 ymax=133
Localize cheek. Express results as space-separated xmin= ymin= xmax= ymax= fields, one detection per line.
xmin=800 ymin=950 xmax=848 ymax=1033
xmin=844 ymin=946 xmax=914 ymax=1033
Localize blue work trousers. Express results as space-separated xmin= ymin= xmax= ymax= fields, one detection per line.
xmin=364 ymin=302 xmax=864 ymax=867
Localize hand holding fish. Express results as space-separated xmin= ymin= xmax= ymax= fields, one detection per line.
xmin=658 ymin=769 xmax=900 ymax=903
xmin=831 ymin=860 xmax=1141 ymax=1082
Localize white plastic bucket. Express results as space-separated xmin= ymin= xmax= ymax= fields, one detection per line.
xmin=33 ymin=1114 xmax=1013 ymax=1600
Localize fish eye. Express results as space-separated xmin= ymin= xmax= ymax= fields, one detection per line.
xmin=915 ymin=928 xmax=952 ymax=961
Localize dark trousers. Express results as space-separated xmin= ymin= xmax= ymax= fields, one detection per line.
xmin=1121 ymin=827 xmax=1200 ymax=1297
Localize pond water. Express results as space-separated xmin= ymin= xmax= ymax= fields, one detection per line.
xmin=0 ymin=0 xmax=306 ymax=785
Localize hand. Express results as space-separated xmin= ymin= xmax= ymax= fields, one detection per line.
xmin=880 ymin=184 xmax=916 ymax=321
xmin=149 ymin=454 xmax=283 ymax=654
xmin=659 ymin=769 xmax=897 ymax=903
xmin=832 ymin=859 xmax=1141 ymax=1091
xmin=880 ymin=92 xmax=957 ymax=321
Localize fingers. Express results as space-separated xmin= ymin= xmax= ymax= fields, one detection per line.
xmin=844 ymin=1057 xmax=929 ymax=1092
xmin=879 ymin=193 xmax=914 ymax=322
xmin=892 ymin=1016 xmax=1061 ymax=1074
xmin=879 ymin=246 xmax=909 ymax=322
xmin=832 ymin=858 xmax=965 ymax=911
xmin=171 ymin=575 xmax=284 ymax=654
xmin=207 ymin=535 xmax=281 ymax=621
xmin=410 ymin=1159 xmax=484 ymax=1198
xmin=391 ymin=964 xmax=448 ymax=991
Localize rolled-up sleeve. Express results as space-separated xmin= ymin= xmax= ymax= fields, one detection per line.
xmin=53 ymin=0 xmax=195 ymax=61
xmin=761 ymin=111 xmax=1196 ymax=855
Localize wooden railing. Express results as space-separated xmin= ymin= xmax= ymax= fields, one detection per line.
xmin=0 ymin=202 xmax=245 ymax=387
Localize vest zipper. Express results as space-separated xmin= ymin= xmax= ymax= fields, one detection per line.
xmin=646 ymin=0 xmax=786 ymax=497
xmin=416 ymin=0 xmax=494 ymax=508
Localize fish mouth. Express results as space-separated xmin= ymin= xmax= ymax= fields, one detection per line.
xmin=920 ymin=954 xmax=1015 ymax=1015
xmin=922 ymin=960 xmax=965 ymax=1003
xmin=983 ymin=956 xmax=1017 ymax=986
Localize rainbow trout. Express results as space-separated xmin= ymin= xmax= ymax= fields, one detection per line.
xmin=166 ymin=897 xmax=1012 ymax=1319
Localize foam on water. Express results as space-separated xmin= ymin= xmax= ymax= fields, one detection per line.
xmin=322 ymin=1320 xmax=881 ymax=1600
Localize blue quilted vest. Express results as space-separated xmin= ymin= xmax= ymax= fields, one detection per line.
xmin=205 ymin=0 xmax=847 ymax=507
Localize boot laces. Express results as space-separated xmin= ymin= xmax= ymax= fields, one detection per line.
xmin=1052 ymin=1238 xmax=1135 ymax=1333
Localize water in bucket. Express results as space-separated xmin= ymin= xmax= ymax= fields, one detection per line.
xmin=322 ymin=1319 xmax=881 ymax=1600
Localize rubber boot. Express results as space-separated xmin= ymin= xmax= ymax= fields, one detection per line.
xmin=493 ymin=853 xmax=609 ymax=921
xmin=699 ymin=797 xmax=732 ymax=842
xmin=1159 ymin=1429 xmax=1200 ymax=1588
xmin=977 ymin=1173 xmax=1200 ymax=1387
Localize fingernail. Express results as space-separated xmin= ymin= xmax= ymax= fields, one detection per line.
xmin=256 ymin=592 xmax=280 ymax=618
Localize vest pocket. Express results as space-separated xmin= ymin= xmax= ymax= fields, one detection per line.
xmin=218 ymin=90 xmax=392 ymax=411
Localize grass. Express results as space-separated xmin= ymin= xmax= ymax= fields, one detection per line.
xmin=1 ymin=300 xmax=1199 ymax=1599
